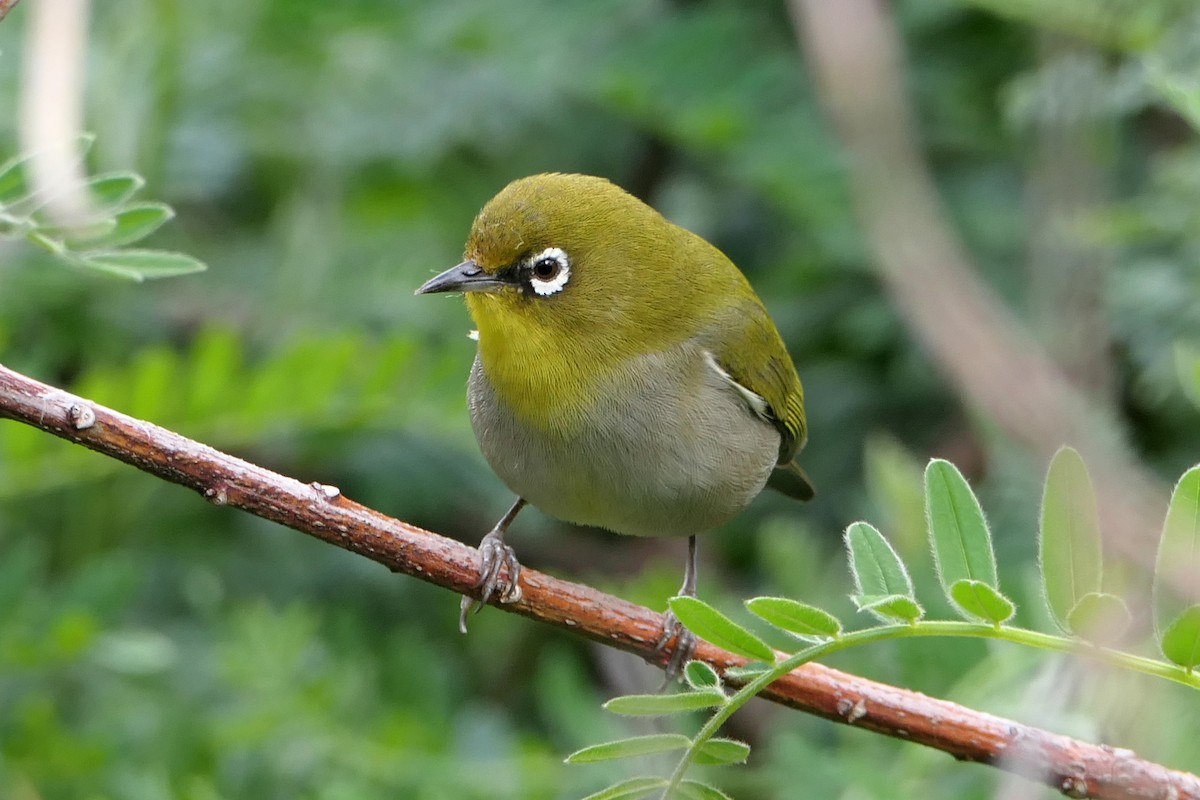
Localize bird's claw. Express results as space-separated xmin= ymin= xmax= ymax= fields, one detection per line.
xmin=651 ymin=610 xmax=697 ymax=688
xmin=477 ymin=531 xmax=523 ymax=605
xmin=458 ymin=528 xmax=523 ymax=634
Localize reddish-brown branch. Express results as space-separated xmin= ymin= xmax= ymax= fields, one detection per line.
xmin=0 ymin=0 xmax=19 ymax=22
xmin=0 ymin=361 xmax=1195 ymax=800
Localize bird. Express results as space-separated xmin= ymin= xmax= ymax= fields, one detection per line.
xmin=417 ymin=172 xmax=812 ymax=676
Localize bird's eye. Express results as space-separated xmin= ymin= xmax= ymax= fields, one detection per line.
xmin=533 ymin=257 xmax=560 ymax=280
xmin=526 ymin=247 xmax=571 ymax=297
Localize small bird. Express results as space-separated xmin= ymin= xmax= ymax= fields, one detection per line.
xmin=417 ymin=173 xmax=812 ymax=674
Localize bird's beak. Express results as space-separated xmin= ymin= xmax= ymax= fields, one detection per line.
xmin=415 ymin=260 xmax=509 ymax=295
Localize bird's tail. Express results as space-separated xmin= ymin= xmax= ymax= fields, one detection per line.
xmin=767 ymin=460 xmax=815 ymax=502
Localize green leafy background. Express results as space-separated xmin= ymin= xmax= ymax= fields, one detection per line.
xmin=2 ymin=1 xmax=1200 ymax=798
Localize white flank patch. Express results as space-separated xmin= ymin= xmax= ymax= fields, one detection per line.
xmin=529 ymin=246 xmax=571 ymax=296
xmin=704 ymin=350 xmax=770 ymax=420
xmin=467 ymin=329 xmax=480 ymax=341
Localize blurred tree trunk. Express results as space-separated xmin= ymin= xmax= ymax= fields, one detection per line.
xmin=787 ymin=0 xmax=1166 ymax=570
xmin=1027 ymin=35 xmax=1116 ymax=401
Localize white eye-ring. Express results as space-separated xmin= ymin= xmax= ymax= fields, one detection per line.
xmin=527 ymin=247 xmax=571 ymax=296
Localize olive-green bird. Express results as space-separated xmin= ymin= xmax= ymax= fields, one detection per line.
xmin=417 ymin=173 xmax=812 ymax=673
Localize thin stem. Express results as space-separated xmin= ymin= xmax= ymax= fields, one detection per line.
xmin=663 ymin=620 xmax=1200 ymax=797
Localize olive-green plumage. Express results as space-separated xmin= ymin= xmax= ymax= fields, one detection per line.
xmin=418 ymin=172 xmax=811 ymax=643
xmin=460 ymin=173 xmax=808 ymax=481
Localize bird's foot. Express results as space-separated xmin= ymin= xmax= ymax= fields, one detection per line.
xmin=458 ymin=527 xmax=523 ymax=633
xmin=651 ymin=609 xmax=697 ymax=689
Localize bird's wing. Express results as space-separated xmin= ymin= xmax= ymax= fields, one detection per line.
xmin=703 ymin=297 xmax=808 ymax=465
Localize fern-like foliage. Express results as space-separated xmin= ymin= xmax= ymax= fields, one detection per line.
xmin=571 ymin=450 xmax=1200 ymax=800
xmin=0 ymin=135 xmax=205 ymax=281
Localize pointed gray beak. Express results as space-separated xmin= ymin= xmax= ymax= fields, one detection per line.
xmin=416 ymin=260 xmax=509 ymax=295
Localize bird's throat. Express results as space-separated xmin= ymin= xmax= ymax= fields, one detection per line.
xmin=469 ymin=299 xmax=604 ymax=430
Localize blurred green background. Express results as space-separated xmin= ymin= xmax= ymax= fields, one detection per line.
xmin=3 ymin=0 xmax=1200 ymax=798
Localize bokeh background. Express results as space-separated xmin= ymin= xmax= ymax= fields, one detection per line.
xmin=3 ymin=0 xmax=1200 ymax=798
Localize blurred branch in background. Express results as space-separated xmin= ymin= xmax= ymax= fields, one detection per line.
xmin=0 ymin=0 xmax=19 ymax=23
xmin=1 ymin=362 xmax=1197 ymax=800
xmin=788 ymin=0 xmax=1167 ymax=570
xmin=1026 ymin=34 xmax=1117 ymax=399
xmin=18 ymin=0 xmax=94 ymax=226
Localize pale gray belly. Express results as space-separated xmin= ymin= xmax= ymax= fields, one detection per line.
xmin=467 ymin=349 xmax=779 ymax=537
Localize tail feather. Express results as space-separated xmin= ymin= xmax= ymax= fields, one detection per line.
xmin=767 ymin=460 xmax=815 ymax=502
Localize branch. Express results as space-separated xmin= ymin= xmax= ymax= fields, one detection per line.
xmin=0 ymin=362 xmax=1195 ymax=800
xmin=0 ymin=0 xmax=20 ymax=22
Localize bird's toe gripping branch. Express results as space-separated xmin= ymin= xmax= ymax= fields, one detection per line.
xmin=458 ymin=526 xmax=523 ymax=633
xmin=652 ymin=610 xmax=698 ymax=687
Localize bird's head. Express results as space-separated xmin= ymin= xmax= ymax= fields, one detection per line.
xmin=417 ymin=173 xmax=721 ymax=360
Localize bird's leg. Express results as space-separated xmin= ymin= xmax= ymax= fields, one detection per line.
xmin=652 ymin=535 xmax=699 ymax=685
xmin=459 ymin=497 xmax=527 ymax=634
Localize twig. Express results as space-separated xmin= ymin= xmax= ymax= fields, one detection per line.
xmin=0 ymin=362 xmax=1195 ymax=800
xmin=0 ymin=0 xmax=20 ymax=22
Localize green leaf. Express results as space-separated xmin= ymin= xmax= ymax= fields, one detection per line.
xmin=675 ymin=780 xmax=733 ymax=800
xmin=37 ymin=216 xmax=118 ymax=245
xmin=603 ymin=689 xmax=726 ymax=716
xmin=1039 ymin=446 xmax=1104 ymax=632
xmin=949 ymin=579 xmax=1014 ymax=624
xmin=721 ymin=663 xmax=771 ymax=682
xmin=84 ymin=171 xmax=146 ymax=206
xmin=925 ymin=459 xmax=1000 ymax=608
xmin=852 ymin=593 xmax=924 ymax=623
xmin=693 ymin=737 xmax=750 ymax=766
xmin=845 ymin=521 xmax=915 ymax=599
xmin=74 ymin=249 xmax=207 ymax=282
xmin=745 ymin=596 xmax=840 ymax=640
xmin=0 ymin=133 xmax=94 ymax=205
xmin=581 ymin=777 xmax=667 ymax=800
xmin=565 ymin=734 xmax=691 ymax=764
xmin=683 ymin=660 xmax=720 ymax=690
xmin=1160 ymin=606 xmax=1200 ymax=669
xmin=668 ymin=596 xmax=775 ymax=662
xmin=1155 ymin=466 xmax=1200 ymax=630
xmin=0 ymin=151 xmax=31 ymax=204
xmin=67 ymin=202 xmax=174 ymax=249
xmin=1066 ymin=592 xmax=1131 ymax=643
